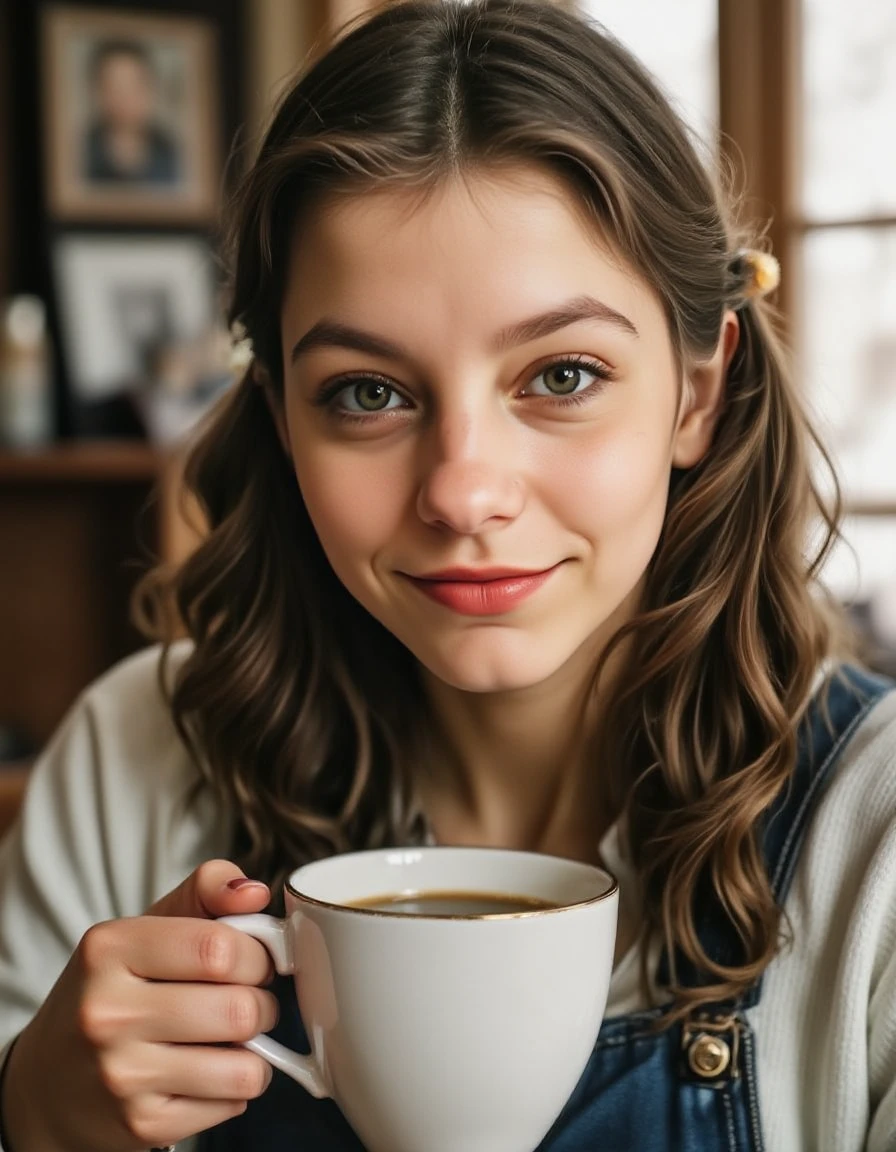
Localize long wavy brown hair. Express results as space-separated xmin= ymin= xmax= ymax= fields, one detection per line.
xmin=136 ymin=0 xmax=848 ymax=1018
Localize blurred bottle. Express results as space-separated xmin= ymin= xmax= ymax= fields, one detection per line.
xmin=0 ymin=295 xmax=54 ymax=448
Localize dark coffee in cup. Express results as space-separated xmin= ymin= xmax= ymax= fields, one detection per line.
xmin=348 ymin=890 xmax=558 ymax=915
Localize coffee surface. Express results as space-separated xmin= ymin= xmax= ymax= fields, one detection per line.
xmin=348 ymin=889 xmax=559 ymax=916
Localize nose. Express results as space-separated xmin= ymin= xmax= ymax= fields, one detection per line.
xmin=416 ymin=413 xmax=525 ymax=535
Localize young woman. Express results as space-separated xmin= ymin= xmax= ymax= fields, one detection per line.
xmin=1 ymin=2 xmax=895 ymax=1150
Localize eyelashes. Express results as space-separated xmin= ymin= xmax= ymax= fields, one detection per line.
xmin=312 ymin=354 xmax=615 ymax=426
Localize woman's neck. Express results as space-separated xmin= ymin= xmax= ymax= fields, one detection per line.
xmin=419 ymin=640 xmax=617 ymax=864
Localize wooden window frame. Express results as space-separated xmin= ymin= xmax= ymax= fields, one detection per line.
xmin=718 ymin=0 xmax=799 ymax=322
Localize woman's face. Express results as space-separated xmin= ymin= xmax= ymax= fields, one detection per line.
xmin=278 ymin=166 xmax=721 ymax=695
xmin=94 ymin=53 xmax=155 ymax=129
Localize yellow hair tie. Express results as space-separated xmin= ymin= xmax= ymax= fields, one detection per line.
xmin=735 ymin=248 xmax=781 ymax=302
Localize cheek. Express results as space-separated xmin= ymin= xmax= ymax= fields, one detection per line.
xmin=542 ymin=421 xmax=673 ymax=535
xmin=565 ymin=430 xmax=672 ymax=604
xmin=293 ymin=444 xmax=407 ymax=573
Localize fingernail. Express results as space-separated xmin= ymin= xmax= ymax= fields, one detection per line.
xmin=226 ymin=877 xmax=268 ymax=891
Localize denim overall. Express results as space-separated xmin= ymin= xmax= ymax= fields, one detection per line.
xmin=200 ymin=665 xmax=892 ymax=1152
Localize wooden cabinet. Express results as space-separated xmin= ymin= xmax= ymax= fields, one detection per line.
xmin=0 ymin=442 xmax=199 ymax=750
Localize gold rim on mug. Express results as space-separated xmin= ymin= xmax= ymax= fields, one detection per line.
xmin=285 ymin=848 xmax=619 ymax=920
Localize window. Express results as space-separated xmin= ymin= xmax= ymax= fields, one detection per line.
xmin=793 ymin=0 xmax=896 ymax=643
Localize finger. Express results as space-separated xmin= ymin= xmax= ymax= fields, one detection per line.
xmin=135 ymin=983 xmax=280 ymax=1044
xmin=112 ymin=1045 xmax=274 ymax=1103
xmin=148 ymin=860 xmax=270 ymax=920
xmin=81 ymin=916 xmax=273 ymax=987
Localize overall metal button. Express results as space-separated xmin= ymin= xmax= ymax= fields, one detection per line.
xmin=687 ymin=1032 xmax=731 ymax=1078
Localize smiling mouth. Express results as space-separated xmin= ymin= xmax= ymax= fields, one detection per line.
xmin=403 ymin=564 xmax=561 ymax=616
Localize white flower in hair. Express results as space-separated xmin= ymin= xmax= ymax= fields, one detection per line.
xmin=229 ymin=328 xmax=254 ymax=374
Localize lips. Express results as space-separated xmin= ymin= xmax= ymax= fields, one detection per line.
xmin=404 ymin=564 xmax=559 ymax=616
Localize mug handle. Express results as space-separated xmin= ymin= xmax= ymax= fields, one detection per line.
xmin=218 ymin=913 xmax=330 ymax=1099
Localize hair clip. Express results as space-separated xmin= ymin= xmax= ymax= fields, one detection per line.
xmin=733 ymin=248 xmax=781 ymax=303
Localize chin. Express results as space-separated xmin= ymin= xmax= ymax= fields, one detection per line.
xmin=428 ymin=666 xmax=551 ymax=695
xmin=411 ymin=639 xmax=571 ymax=696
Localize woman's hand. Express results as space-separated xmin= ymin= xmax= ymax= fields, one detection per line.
xmin=0 ymin=860 xmax=278 ymax=1152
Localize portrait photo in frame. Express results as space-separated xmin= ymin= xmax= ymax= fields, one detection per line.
xmin=52 ymin=233 xmax=233 ymax=444
xmin=41 ymin=6 xmax=221 ymax=224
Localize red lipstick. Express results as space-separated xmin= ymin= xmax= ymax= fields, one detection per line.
xmin=405 ymin=565 xmax=558 ymax=616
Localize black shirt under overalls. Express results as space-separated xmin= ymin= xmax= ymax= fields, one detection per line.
xmin=200 ymin=665 xmax=893 ymax=1151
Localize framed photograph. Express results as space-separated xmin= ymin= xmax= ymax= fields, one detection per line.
xmin=53 ymin=233 xmax=219 ymax=403
xmin=41 ymin=6 xmax=221 ymax=224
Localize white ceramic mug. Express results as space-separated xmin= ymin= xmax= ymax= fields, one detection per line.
xmin=220 ymin=845 xmax=617 ymax=1152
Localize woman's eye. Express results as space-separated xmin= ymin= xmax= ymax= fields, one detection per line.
xmin=334 ymin=378 xmax=407 ymax=413
xmin=523 ymin=360 xmax=610 ymax=398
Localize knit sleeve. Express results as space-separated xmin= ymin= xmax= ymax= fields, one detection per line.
xmin=0 ymin=693 xmax=121 ymax=1054
xmin=867 ymin=821 xmax=896 ymax=1152
xmin=0 ymin=646 xmax=227 ymax=1152
xmin=0 ymin=643 xmax=231 ymax=1053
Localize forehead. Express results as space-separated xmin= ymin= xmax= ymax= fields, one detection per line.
xmin=282 ymin=164 xmax=668 ymax=348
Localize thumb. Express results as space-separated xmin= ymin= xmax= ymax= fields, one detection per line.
xmin=147 ymin=858 xmax=271 ymax=919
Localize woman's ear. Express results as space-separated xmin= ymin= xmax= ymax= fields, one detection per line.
xmin=672 ymin=310 xmax=740 ymax=469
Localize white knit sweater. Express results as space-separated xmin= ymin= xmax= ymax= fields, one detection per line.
xmin=1 ymin=645 xmax=895 ymax=1151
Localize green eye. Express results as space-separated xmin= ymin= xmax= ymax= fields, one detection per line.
xmin=523 ymin=358 xmax=611 ymax=401
xmin=541 ymin=365 xmax=582 ymax=395
xmin=353 ymin=380 xmax=392 ymax=410
xmin=326 ymin=376 xmax=408 ymax=418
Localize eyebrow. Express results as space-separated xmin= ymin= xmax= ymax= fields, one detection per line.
xmin=291 ymin=322 xmax=403 ymax=364
xmin=289 ymin=293 xmax=638 ymax=364
xmin=495 ymin=295 xmax=638 ymax=350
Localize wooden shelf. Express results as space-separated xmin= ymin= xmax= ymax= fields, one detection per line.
xmin=0 ymin=440 xmax=164 ymax=482
xmin=0 ymin=761 xmax=30 ymax=838
xmin=0 ymin=439 xmax=201 ymax=748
